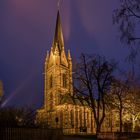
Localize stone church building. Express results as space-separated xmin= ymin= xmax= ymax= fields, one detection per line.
xmin=37 ymin=11 xmax=118 ymax=134
xmin=37 ymin=10 xmax=97 ymax=134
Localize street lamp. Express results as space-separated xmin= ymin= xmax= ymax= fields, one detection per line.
xmin=0 ymin=81 xmax=4 ymax=107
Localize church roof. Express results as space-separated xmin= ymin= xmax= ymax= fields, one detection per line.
xmin=59 ymin=94 xmax=89 ymax=106
xmin=59 ymin=94 xmax=74 ymax=105
xmin=52 ymin=11 xmax=64 ymax=52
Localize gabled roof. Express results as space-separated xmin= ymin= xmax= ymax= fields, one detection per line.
xmin=59 ymin=94 xmax=89 ymax=106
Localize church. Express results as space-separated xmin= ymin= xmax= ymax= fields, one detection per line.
xmin=36 ymin=11 xmax=119 ymax=134
xmin=36 ymin=10 xmax=97 ymax=134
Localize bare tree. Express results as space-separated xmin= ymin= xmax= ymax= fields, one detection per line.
xmin=113 ymin=0 xmax=140 ymax=69
xmin=113 ymin=0 xmax=140 ymax=44
xmin=124 ymin=85 xmax=140 ymax=132
xmin=110 ymin=79 xmax=128 ymax=132
xmin=73 ymin=54 xmax=116 ymax=134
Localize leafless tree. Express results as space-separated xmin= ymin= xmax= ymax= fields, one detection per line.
xmin=113 ymin=0 xmax=140 ymax=69
xmin=124 ymin=84 xmax=140 ymax=132
xmin=113 ymin=0 xmax=140 ymax=44
xmin=109 ymin=79 xmax=128 ymax=132
xmin=73 ymin=53 xmax=116 ymax=133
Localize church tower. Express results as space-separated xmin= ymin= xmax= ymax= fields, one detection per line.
xmin=44 ymin=11 xmax=73 ymax=111
xmin=37 ymin=10 xmax=95 ymax=134
xmin=37 ymin=7 xmax=119 ymax=134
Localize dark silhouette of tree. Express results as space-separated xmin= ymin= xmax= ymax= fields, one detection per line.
xmin=0 ymin=108 xmax=36 ymax=128
xmin=113 ymin=0 xmax=140 ymax=71
xmin=113 ymin=0 xmax=140 ymax=44
xmin=73 ymin=54 xmax=116 ymax=134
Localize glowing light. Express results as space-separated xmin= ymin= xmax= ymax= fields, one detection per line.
xmin=1 ymin=73 xmax=35 ymax=107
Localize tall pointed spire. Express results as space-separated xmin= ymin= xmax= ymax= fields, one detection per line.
xmin=52 ymin=11 xmax=64 ymax=52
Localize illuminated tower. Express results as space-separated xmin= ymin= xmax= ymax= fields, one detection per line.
xmin=44 ymin=11 xmax=73 ymax=111
xmin=37 ymin=10 xmax=95 ymax=134
xmin=37 ymin=8 xmax=118 ymax=134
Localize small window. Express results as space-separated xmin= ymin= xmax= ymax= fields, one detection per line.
xmin=50 ymin=75 xmax=53 ymax=88
xmin=62 ymin=74 xmax=67 ymax=88
xmin=49 ymin=92 xmax=53 ymax=110
xmin=70 ymin=110 xmax=74 ymax=128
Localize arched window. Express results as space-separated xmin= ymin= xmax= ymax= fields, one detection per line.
xmin=62 ymin=73 xmax=67 ymax=88
xmin=49 ymin=75 xmax=53 ymax=88
xmin=79 ymin=109 xmax=82 ymax=126
xmin=49 ymin=92 xmax=53 ymax=110
xmin=64 ymin=110 xmax=68 ymax=127
xmin=87 ymin=111 xmax=90 ymax=127
xmin=70 ymin=110 xmax=74 ymax=128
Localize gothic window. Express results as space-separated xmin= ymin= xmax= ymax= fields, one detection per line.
xmin=87 ymin=111 xmax=90 ymax=128
xmin=49 ymin=92 xmax=53 ymax=110
xmin=79 ymin=109 xmax=82 ymax=126
xmin=75 ymin=110 xmax=78 ymax=128
xmin=84 ymin=111 xmax=87 ymax=127
xmin=49 ymin=75 xmax=53 ymax=88
xmin=60 ymin=111 xmax=63 ymax=126
xmin=64 ymin=110 xmax=68 ymax=127
xmin=70 ymin=110 xmax=74 ymax=128
xmin=62 ymin=73 xmax=67 ymax=88
xmin=57 ymin=93 xmax=62 ymax=105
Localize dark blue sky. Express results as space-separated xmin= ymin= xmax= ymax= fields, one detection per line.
xmin=0 ymin=0 xmax=139 ymax=108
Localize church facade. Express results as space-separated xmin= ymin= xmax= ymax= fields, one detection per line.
xmin=37 ymin=11 xmax=119 ymax=134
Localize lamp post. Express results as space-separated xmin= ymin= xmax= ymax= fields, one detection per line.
xmin=0 ymin=81 xmax=4 ymax=107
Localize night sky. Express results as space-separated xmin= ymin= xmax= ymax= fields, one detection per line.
xmin=0 ymin=0 xmax=139 ymax=108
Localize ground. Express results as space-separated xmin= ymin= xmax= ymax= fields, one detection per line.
xmin=63 ymin=135 xmax=96 ymax=140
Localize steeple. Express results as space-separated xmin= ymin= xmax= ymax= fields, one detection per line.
xmin=52 ymin=11 xmax=64 ymax=52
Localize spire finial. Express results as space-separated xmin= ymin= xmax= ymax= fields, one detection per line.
xmin=57 ymin=0 xmax=63 ymax=10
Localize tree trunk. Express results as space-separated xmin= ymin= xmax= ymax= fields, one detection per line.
xmin=132 ymin=117 xmax=136 ymax=132
xmin=95 ymin=111 xmax=105 ymax=134
xmin=96 ymin=122 xmax=101 ymax=134
xmin=119 ymin=107 xmax=123 ymax=132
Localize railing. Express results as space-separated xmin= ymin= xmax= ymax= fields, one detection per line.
xmin=0 ymin=127 xmax=63 ymax=140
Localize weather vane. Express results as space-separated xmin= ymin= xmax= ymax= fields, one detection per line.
xmin=57 ymin=0 xmax=63 ymax=9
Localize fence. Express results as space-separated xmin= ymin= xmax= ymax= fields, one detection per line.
xmin=0 ymin=127 xmax=63 ymax=140
xmin=97 ymin=132 xmax=140 ymax=139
